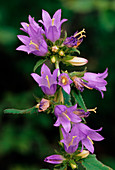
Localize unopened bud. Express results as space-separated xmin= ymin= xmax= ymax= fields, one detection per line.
xmin=52 ymin=45 xmax=59 ymax=52
xmin=51 ymin=56 xmax=56 ymax=63
xmin=77 ymin=150 xmax=89 ymax=159
xmin=70 ymin=163 xmax=77 ymax=169
xmin=59 ymin=50 xmax=64 ymax=56
xmin=66 ymin=56 xmax=88 ymax=66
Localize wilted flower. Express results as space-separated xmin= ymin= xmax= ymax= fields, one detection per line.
xmin=72 ymin=123 xmax=104 ymax=153
xmin=39 ymin=9 xmax=67 ymax=42
xmin=44 ymin=154 xmax=65 ymax=164
xmin=36 ymin=98 xmax=50 ymax=112
xmin=82 ymin=68 xmax=108 ymax=98
xmin=64 ymin=29 xmax=86 ymax=48
xmin=60 ymin=127 xmax=79 ymax=154
xmin=66 ymin=57 xmax=88 ymax=66
xmin=73 ymin=107 xmax=97 ymax=118
xmin=31 ymin=64 xmax=58 ymax=95
xmin=17 ymin=24 xmax=48 ymax=56
xmin=58 ymin=73 xmax=73 ymax=94
xmin=54 ymin=104 xmax=81 ymax=133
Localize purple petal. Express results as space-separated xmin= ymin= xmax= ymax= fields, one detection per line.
xmin=42 ymin=9 xmax=51 ymax=28
xmin=41 ymin=64 xmax=51 ymax=77
xmin=54 ymin=117 xmax=61 ymax=127
xmin=46 ymin=26 xmax=60 ymax=42
xmin=16 ymin=45 xmax=31 ymax=54
xmin=82 ymin=138 xmax=94 ymax=153
xmin=31 ymin=73 xmax=41 ymax=84
xmin=53 ymin=9 xmax=61 ymax=26
xmin=17 ymin=35 xmax=30 ymax=45
xmin=63 ymin=85 xmax=71 ymax=94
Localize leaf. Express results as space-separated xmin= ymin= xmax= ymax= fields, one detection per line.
xmin=81 ymin=154 xmax=113 ymax=170
xmin=33 ymin=59 xmax=47 ymax=72
xmin=69 ymin=68 xmax=87 ymax=78
xmin=62 ymin=89 xmax=72 ymax=106
xmin=4 ymin=106 xmax=38 ymax=114
xmin=72 ymin=89 xmax=87 ymax=112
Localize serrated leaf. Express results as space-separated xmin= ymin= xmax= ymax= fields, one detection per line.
xmin=62 ymin=89 xmax=72 ymax=106
xmin=33 ymin=59 xmax=47 ymax=72
xmin=81 ymin=154 xmax=113 ymax=170
xmin=4 ymin=106 xmax=38 ymax=114
xmin=72 ymin=89 xmax=87 ymax=112
xmin=69 ymin=68 xmax=87 ymax=78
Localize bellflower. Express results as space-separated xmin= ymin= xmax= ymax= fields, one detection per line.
xmin=64 ymin=29 xmax=86 ymax=48
xmin=39 ymin=9 xmax=67 ymax=42
xmin=17 ymin=24 xmax=48 ymax=56
xmin=72 ymin=123 xmax=104 ymax=153
xmin=20 ymin=15 xmax=44 ymax=34
xmin=61 ymin=127 xmax=79 ymax=154
xmin=44 ymin=154 xmax=65 ymax=164
xmin=82 ymin=68 xmax=108 ymax=98
xmin=54 ymin=104 xmax=81 ymax=133
xmin=31 ymin=64 xmax=58 ymax=95
xmin=58 ymin=73 xmax=73 ymax=94
xmin=73 ymin=109 xmax=90 ymax=118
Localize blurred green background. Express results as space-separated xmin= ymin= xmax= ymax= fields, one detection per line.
xmin=0 ymin=0 xmax=115 ymax=169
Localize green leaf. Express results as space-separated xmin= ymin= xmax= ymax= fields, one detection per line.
xmin=72 ymin=89 xmax=87 ymax=112
xmin=81 ymin=154 xmax=113 ymax=170
xmin=4 ymin=106 xmax=38 ymax=114
xmin=33 ymin=59 xmax=47 ymax=72
xmin=69 ymin=68 xmax=87 ymax=78
xmin=62 ymin=89 xmax=72 ymax=106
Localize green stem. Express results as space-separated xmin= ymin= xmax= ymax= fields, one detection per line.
xmin=55 ymin=60 xmax=60 ymax=76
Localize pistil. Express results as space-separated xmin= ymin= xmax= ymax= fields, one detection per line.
xmin=29 ymin=40 xmax=39 ymax=50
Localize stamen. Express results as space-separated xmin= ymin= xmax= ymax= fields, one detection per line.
xmin=87 ymin=107 xmax=97 ymax=113
xmin=62 ymin=78 xmax=66 ymax=84
xmin=35 ymin=103 xmax=40 ymax=108
xmin=82 ymin=83 xmax=93 ymax=90
xmin=26 ymin=24 xmax=29 ymax=27
xmin=29 ymin=40 xmax=39 ymax=50
xmin=62 ymin=110 xmax=71 ymax=121
xmin=52 ymin=18 xmax=55 ymax=26
xmin=69 ymin=136 xmax=77 ymax=146
xmin=46 ymin=75 xmax=50 ymax=88
xmin=74 ymin=28 xmax=86 ymax=40
xmin=87 ymin=136 xmax=94 ymax=144
xmin=61 ymin=76 xmax=68 ymax=85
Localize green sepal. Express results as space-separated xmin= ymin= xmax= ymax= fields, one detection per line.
xmin=69 ymin=48 xmax=80 ymax=54
xmin=81 ymin=154 xmax=113 ymax=170
xmin=4 ymin=106 xmax=38 ymax=114
xmin=72 ymin=89 xmax=87 ymax=112
xmin=69 ymin=67 xmax=87 ymax=78
xmin=62 ymin=89 xmax=72 ymax=106
xmin=33 ymin=59 xmax=47 ymax=72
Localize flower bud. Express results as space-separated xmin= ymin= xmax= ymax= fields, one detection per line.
xmin=44 ymin=154 xmax=65 ymax=164
xmin=66 ymin=56 xmax=88 ymax=66
xmin=52 ymin=45 xmax=59 ymax=52
xmin=59 ymin=50 xmax=64 ymax=56
xmin=51 ymin=56 xmax=56 ymax=63
xmin=77 ymin=150 xmax=89 ymax=158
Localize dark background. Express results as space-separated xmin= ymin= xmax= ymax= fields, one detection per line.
xmin=0 ymin=0 xmax=115 ymax=169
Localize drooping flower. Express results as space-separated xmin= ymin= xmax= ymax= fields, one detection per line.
xmin=72 ymin=123 xmax=104 ymax=153
xmin=82 ymin=68 xmax=108 ymax=98
xmin=58 ymin=73 xmax=73 ymax=94
xmin=36 ymin=98 xmax=50 ymax=112
xmin=20 ymin=15 xmax=45 ymax=34
xmin=39 ymin=9 xmax=67 ymax=42
xmin=54 ymin=104 xmax=81 ymax=133
xmin=44 ymin=154 xmax=65 ymax=164
xmin=72 ymin=68 xmax=108 ymax=98
xmin=17 ymin=24 xmax=48 ymax=56
xmin=64 ymin=29 xmax=86 ymax=48
xmin=31 ymin=64 xmax=58 ymax=95
xmin=60 ymin=127 xmax=79 ymax=154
